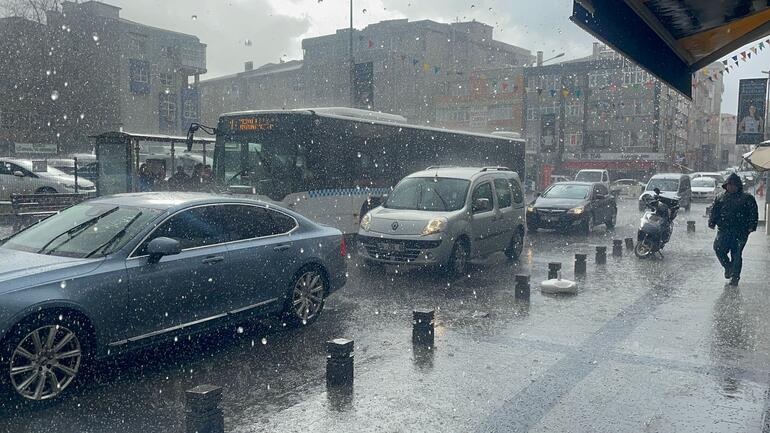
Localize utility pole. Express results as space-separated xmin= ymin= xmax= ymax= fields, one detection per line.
xmin=349 ymin=0 xmax=355 ymax=108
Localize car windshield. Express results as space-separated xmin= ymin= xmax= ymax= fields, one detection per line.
xmin=542 ymin=184 xmax=590 ymax=199
xmin=575 ymin=171 xmax=602 ymax=182
xmin=692 ymin=178 xmax=716 ymax=188
xmin=385 ymin=177 xmax=470 ymax=211
xmin=3 ymin=203 xmax=162 ymax=258
xmin=646 ymin=178 xmax=680 ymax=192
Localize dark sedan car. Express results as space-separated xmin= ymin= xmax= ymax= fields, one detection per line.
xmin=0 ymin=193 xmax=346 ymax=402
xmin=526 ymin=182 xmax=617 ymax=234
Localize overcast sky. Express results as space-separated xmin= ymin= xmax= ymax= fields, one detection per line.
xmin=108 ymin=0 xmax=769 ymax=114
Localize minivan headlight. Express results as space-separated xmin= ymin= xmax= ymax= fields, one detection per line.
xmin=360 ymin=213 xmax=372 ymax=231
xmin=421 ymin=217 xmax=447 ymax=236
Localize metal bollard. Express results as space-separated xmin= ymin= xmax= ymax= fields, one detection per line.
xmin=514 ymin=274 xmax=530 ymax=301
xmin=574 ymin=253 xmax=587 ymax=276
xmin=412 ymin=309 xmax=435 ymax=346
xmin=612 ymin=239 xmax=623 ymax=257
xmin=326 ymin=338 xmax=354 ymax=387
xmin=687 ymin=221 xmax=695 ymax=233
xmin=185 ymin=385 xmax=224 ymax=433
xmin=547 ymin=262 xmax=561 ymax=280
xmin=625 ymin=238 xmax=634 ymax=250
xmin=595 ymin=246 xmax=607 ymax=264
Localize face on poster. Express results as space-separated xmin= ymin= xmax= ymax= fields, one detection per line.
xmin=736 ymin=78 xmax=767 ymax=144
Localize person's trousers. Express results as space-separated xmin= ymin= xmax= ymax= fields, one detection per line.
xmin=713 ymin=230 xmax=749 ymax=278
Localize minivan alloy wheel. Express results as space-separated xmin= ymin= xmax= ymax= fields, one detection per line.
xmin=10 ymin=325 xmax=82 ymax=401
xmin=291 ymin=270 xmax=325 ymax=323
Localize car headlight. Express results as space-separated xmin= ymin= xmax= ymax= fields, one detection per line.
xmin=62 ymin=183 xmax=77 ymax=189
xmin=527 ymin=205 xmax=536 ymax=213
xmin=421 ymin=217 xmax=447 ymax=236
xmin=567 ymin=206 xmax=584 ymax=214
xmin=360 ymin=213 xmax=372 ymax=231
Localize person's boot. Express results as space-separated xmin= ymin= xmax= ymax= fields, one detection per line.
xmin=729 ymin=276 xmax=740 ymax=286
xmin=724 ymin=267 xmax=732 ymax=279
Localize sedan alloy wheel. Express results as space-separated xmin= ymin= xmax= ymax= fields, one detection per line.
xmin=10 ymin=325 xmax=82 ymax=401
xmin=291 ymin=270 xmax=326 ymax=324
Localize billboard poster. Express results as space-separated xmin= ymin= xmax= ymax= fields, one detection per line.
xmin=736 ymin=78 xmax=767 ymax=144
xmin=541 ymin=113 xmax=556 ymax=152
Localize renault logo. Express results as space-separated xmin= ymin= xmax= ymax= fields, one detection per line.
xmin=391 ymin=221 xmax=399 ymax=231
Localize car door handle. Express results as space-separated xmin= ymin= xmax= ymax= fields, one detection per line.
xmin=273 ymin=244 xmax=291 ymax=251
xmin=201 ymin=256 xmax=225 ymax=264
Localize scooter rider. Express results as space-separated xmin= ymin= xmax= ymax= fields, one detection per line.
xmin=708 ymin=173 xmax=759 ymax=286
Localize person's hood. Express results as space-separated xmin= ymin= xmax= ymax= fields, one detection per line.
xmin=721 ymin=173 xmax=743 ymax=192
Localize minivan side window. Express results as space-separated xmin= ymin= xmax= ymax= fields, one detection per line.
xmin=493 ymin=178 xmax=512 ymax=208
xmin=509 ymin=177 xmax=523 ymax=204
xmin=471 ymin=182 xmax=494 ymax=213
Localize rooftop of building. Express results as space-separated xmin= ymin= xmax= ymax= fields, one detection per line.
xmin=199 ymin=60 xmax=303 ymax=84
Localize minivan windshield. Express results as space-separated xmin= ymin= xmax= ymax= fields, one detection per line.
xmin=385 ymin=177 xmax=470 ymax=211
xmin=646 ymin=178 xmax=680 ymax=192
xmin=692 ymin=178 xmax=716 ymax=188
xmin=3 ymin=203 xmax=162 ymax=258
xmin=542 ymin=183 xmax=591 ymax=199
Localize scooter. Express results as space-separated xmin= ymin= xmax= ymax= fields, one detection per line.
xmin=634 ymin=188 xmax=680 ymax=259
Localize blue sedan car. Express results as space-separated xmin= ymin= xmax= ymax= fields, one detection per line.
xmin=0 ymin=193 xmax=347 ymax=402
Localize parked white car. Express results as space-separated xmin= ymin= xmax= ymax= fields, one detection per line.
xmin=690 ymin=176 xmax=719 ymax=202
xmin=575 ymin=169 xmax=610 ymax=190
xmin=0 ymin=158 xmax=95 ymax=201
xmin=611 ymin=179 xmax=644 ymax=198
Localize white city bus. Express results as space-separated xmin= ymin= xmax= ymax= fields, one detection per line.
xmin=209 ymin=107 xmax=526 ymax=234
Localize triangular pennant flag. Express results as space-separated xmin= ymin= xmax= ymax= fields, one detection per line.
xmin=741 ymin=51 xmax=747 ymax=58
xmin=722 ymin=59 xmax=729 ymax=66
xmin=502 ymin=82 xmax=509 ymax=91
xmin=412 ymin=59 xmax=419 ymax=66
xmin=766 ymin=38 xmax=770 ymax=44
xmin=708 ymin=76 xmax=713 ymax=82
xmin=549 ymin=89 xmax=557 ymax=97
xmin=761 ymin=42 xmax=766 ymax=50
xmin=536 ymin=88 xmax=543 ymax=95
xmin=423 ymin=63 xmax=430 ymax=72
xmin=735 ymin=61 xmax=739 ymax=66
xmin=751 ymin=47 xmax=758 ymax=54
xmin=702 ymin=69 xmax=709 ymax=76
xmin=748 ymin=52 xmax=752 ymax=59
xmin=562 ymin=89 xmax=570 ymax=97
xmin=733 ymin=55 xmax=739 ymax=61
xmin=433 ymin=66 xmax=440 ymax=74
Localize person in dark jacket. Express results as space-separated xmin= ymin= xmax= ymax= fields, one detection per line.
xmin=708 ymin=173 xmax=759 ymax=285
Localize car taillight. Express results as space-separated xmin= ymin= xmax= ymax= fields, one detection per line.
xmin=340 ymin=237 xmax=347 ymax=257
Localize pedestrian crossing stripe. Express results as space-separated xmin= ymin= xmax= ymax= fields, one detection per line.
xmin=307 ymin=187 xmax=390 ymax=198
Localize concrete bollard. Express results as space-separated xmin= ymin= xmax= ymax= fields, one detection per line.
xmin=514 ymin=274 xmax=530 ymax=301
xmin=547 ymin=262 xmax=561 ymax=280
xmin=185 ymin=385 xmax=224 ymax=433
xmin=412 ymin=309 xmax=435 ymax=346
xmin=595 ymin=246 xmax=607 ymax=264
xmin=625 ymin=238 xmax=634 ymax=250
xmin=687 ymin=221 xmax=695 ymax=233
xmin=574 ymin=254 xmax=587 ymax=276
xmin=326 ymin=338 xmax=354 ymax=387
xmin=612 ymin=239 xmax=623 ymax=257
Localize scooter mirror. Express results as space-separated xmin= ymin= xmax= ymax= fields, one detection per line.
xmin=653 ymin=187 xmax=661 ymax=195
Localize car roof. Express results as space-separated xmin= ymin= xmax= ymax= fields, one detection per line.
xmin=88 ymin=192 xmax=274 ymax=211
xmin=650 ymin=173 xmax=685 ymax=179
xmin=577 ymin=169 xmax=607 ymax=172
xmin=550 ymin=181 xmax=597 ymax=187
xmin=407 ymin=166 xmax=516 ymax=179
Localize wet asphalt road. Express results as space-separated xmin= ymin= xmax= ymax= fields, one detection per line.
xmin=2 ymin=199 xmax=770 ymax=433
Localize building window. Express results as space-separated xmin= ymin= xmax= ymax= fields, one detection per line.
xmin=159 ymin=93 xmax=177 ymax=122
xmin=566 ymin=102 xmax=583 ymax=118
xmin=129 ymin=59 xmax=150 ymax=94
xmin=161 ymin=46 xmax=178 ymax=59
xmin=183 ymin=99 xmax=196 ymax=119
xmin=588 ymin=72 xmax=609 ymax=88
xmin=488 ymin=105 xmax=513 ymax=121
xmin=128 ymin=37 xmax=146 ymax=53
xmin=526 ymin=106 xmax=539 ymax=121
xmin=567 ymin=132 xmax=582 ymax=148
xmin=585 ymin=131 xmax=611 ymax=149
xmin=541 ymin=102 xmax=558 ymax=115
xmin=160 ymin=72 xmax=175 ymax=87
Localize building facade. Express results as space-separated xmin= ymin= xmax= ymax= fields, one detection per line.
xmin=0 ymin=1 xmax=206 ymax=156
xmin=199 ymin=18 xmax=533 ymax=126
xmin=687 ymin=63 xmax=724 ymax=171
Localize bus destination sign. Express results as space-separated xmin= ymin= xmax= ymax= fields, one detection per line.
xmin=228 ymin=117 xmax=275 ymax=132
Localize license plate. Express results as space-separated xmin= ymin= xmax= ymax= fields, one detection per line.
xmin=543 ymin=216 xmax=557 ymax=223
xmin=379 ymin=242 xmax=404 ymax=252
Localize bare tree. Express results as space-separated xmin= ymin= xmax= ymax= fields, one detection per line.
xmin=0 ymin=0 xmax=66 ymax=23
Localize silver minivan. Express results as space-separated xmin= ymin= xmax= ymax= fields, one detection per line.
xmin=358 ymin=166 xmax=527 ymax=275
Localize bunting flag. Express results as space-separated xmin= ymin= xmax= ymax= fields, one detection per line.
xmin=761 ymin=42 xmax=765 ymax=50
xmin=549 ymin=89 xmax=557 ymax=97
xmin=732 ymin=55 xmax=739 ymax=62
xmin=536 ymin=88 xmax=543 ymax=95
xmin=422 ymin=63 xmax=430 ymax=72
xmin=368 ymin=40 xmax=374 ymax=48
xmin=722 ymin=59 xmax=729 ymax=66
xmin=433 ymin=66 xmax=440 ymax=75
xmin=562 ymin=89 xmax=570 ymax=97
xmin=741 ymin=51 xmax=747 ymax=59
xmin=412 ymin=59 xmax=419 ymax=66
xmin=502 ymin=83 xmax=509 ymax=91
xmin=751 ymin=47 xmax=758 ymax=54
xmin=574 ymin=89 xmax=581 ymax=97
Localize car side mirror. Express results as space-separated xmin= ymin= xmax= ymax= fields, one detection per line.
xmin=473 ymin=198 xmax=491 ymax=212
xmin=380 ymin=194 xmax=388 ymax=205
xmin=13 ymin=171 xmax=24 ymax=177
xmin=535 ymin=192 xmax=541 ymax=197
xmin=147 ymin=237 xmax=181 ymax=264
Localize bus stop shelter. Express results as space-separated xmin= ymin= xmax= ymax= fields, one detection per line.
xmin=92 ymin=131 xmax=215 ymax=196
xmin=571 ymin=0 xmax=770 ymax=99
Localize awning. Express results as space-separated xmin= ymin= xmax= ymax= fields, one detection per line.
xmin=571 ymin=0 xmax=770 ymax=98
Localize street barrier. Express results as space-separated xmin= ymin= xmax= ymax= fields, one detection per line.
xmin=625 ymin=238 xmax=634 ymax=250
xmin=547 ymin=262 xmax=561 ymax=280
xmin=595 ymin=246 xmax=607 ymax=264
xmin=514 ymin=274 xmax=531 ymax=301
xmin=574 ymin=254 xmax=587 ymax=276
xmin=612 ymin=239 xmax=623 ymax=257
xmin=412 ymin=309 xmax=435 ymax=346
xmin=185 ymin=385 xmax=224 ymax=433
xmin=326 ymin=338 xmax=354 ymax=387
